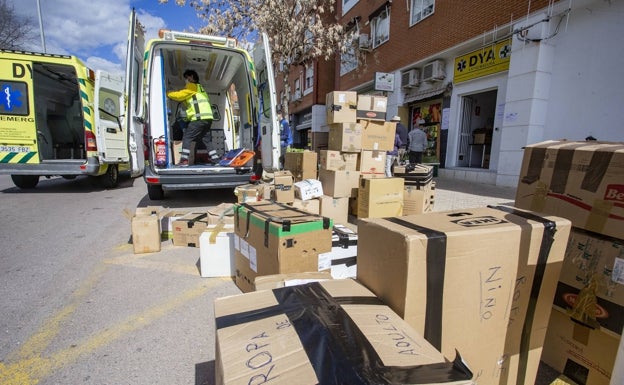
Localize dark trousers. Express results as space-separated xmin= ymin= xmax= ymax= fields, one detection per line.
xmin=181 ymin=119 xmax=213 ymax=163
xmin=409 ymin=151 xmax=423 ymax=165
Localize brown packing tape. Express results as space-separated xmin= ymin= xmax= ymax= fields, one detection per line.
xmin=585 ymin=199 xmax=613 ymax=234
xmin=209 ymin=222 xmax=226 ymax=244
xmin=571 ymin=322 xmax=591 ymax=345
xmin=529 ymin=181 xmax=548 ymax=212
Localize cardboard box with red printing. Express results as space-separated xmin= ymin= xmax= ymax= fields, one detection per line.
xmin=319 ymin=149 xmax=358 ymax=171
xmin=356 ymin=206 xmax=572 ymax=385
xmin=172 ymin=212 xmax=210 ymax=247
xmin=356 ymin=95 xmax=387 ymax=121
xmin=515 ymin=140 xmax=624 ymax=240
xmin=214 ymin=279 xmax=474 ymax=385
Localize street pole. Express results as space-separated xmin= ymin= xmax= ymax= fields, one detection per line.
xmin=36 ymin=0 xmax=46 ymax=53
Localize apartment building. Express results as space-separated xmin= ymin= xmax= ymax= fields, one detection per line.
xmin=280 ymin=0 xmax=624 ymax=186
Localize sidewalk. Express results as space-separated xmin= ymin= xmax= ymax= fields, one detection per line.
xmin=432 ymin=175 xmax=518 ymax=212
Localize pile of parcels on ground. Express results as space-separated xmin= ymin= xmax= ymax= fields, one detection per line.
xmin=128 ymin=93 xmax=623 ymax=385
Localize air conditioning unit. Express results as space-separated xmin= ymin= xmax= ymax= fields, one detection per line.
xmin=422 ymin=60 xmax=446 ymax=82
xmin=401 ymin=69 xmax=420 ymax=88
xmin=358 ymin=34 xmax=371 ymax=50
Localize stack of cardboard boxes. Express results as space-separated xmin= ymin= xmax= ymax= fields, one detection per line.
xmin=514 ymin=140 xmax=624 ymax=385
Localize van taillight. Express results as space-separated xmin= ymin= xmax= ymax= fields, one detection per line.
xmin=85 ymin=131 xmax=97 ymax=151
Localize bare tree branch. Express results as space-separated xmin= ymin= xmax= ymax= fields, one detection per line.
xmin=0 ymin=0 xmax=37 ymax=50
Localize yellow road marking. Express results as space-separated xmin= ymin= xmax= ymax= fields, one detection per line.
xmin=104 ymin=253 xmax=200 ymax=276
xmin=0 ymin=249 xmax=228 ymax=385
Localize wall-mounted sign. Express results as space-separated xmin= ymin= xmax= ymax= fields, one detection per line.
xmin=453 ymin=39 xmax=511 ymax=83
xmin=374 ymin=72 xmax=395 ymax=92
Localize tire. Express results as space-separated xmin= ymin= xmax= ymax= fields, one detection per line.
xmin=62 ymin=175 xmax=77 ymax=180
xmin=11 ymin=175 xmax=39 ymax=189
xmin=147 ymin=184 xmax=164 ymax=200
xmin=99 ymin=164 xmax=119 ymax=189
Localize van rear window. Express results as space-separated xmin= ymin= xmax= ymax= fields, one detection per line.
xmin=1 ymin=81 xmax=30 ymax=116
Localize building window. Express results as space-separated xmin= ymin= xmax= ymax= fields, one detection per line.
xmin=340 ymin=43 xmax=358 ymax=75
xmin=342 ymin=0 xmax=359 ymax=15
xmin=304 ymin=64 xmax=314 ymax=95
xmin=372 ymin=8 xmax=390 ymax=48
xmin=410 ymin=0 xmax=435 ymax=26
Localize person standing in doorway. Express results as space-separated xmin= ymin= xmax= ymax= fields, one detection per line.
xmin=167 ymin=69 xmax=217 ymax=166
xmin=391 ymin=115 xmax=408 ymax=162
xmin=407 ymin=120 xmax=428 ymax=165
xmin=278 ymin=113 xmax=292 ymax=169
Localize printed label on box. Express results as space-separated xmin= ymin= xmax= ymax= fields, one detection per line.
xmin=249 ymin=246 xmax=257 ymax=272
xmin=614 ymin=257 xmax=624 ymax=284
xmin=318 ymin=253 xmax=331 ymax=271
xmin=240 ymin=238 xmax=249 ymax=259
xmin=234 ymin=234 xmax=240 ymax=250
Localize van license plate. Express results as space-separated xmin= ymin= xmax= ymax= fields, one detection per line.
xmin=0 ymin=145 xmax=31 ymax=153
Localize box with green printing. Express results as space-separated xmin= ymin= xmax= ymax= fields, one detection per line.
xmin=232 ymin=201 xmax=333 ymax=292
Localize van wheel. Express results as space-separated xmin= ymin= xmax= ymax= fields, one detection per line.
xmin=11 ymin=175 xmax=40 ymax=189
xmin=147 ymin=185 xmax=164 ymax=200
xmin=62 ymin=175 xmax=77 ymax=180
xmin=99 ymin=164 xmax=119 ymax=189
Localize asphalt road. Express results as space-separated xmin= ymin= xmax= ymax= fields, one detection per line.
xmin=0 ymin=173 xmax=241 ymax=385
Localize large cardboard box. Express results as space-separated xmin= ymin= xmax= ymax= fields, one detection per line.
xmin=360 ymin=120 xmax=395 ymax=151
xmin=290 ymin=198 xmax=320 ymax=215
xmin=542 ymin=307 xmax=620 ymax=385
xmin=199 ymin=223 xmax=235 ymax=278
xmin=319 ymin=150 xmax=358 ymax=171
xmin=326 ymin=91 xmax=357 ymax=124
xmin=131 ymin=214 xmax=161 ymax=254
xmin=232 ymin=201 xmax=333 ymax=292
xmin=357 ymin=177 xmax=404 ymax=218
xmin=403 ymin=182 xmax=436 ymax=215
xmin=172 ymin=212 xmax=210 ymax=247
xmin=161 ymin=209 xmax=191 ymax=240
xmin=327 ymin=123 xmax=362 ymax=152
xmin=613 ymin=329 xmax=624 ymax=385
xmin=253 ymin=271 xmax=332 ymax=291
xmin=356 ymin=95 xmax=387 ymax=121
xmin=284 ymin=151 xmax=318 ymax=181
xmin=318 ymin=225 xmax=358 ymax=279
xmin=357 ymin=206 xmax=572 ymax=385
xmin=515 ymin=140 xmax=624 ymax=239
xmin=214 ymin=279 xmax=474 ymax=385
xmin=318 ymin=169 xmax=361 ymax=198
xmin=310 ymin=131 xmax=329 ymax=152
xmin=318 ymin=195 xmax=349 ymax=225
xmin=272 ymin=170 xmax=295 ymax=203
xmin=358 ymin=150 xmax=386 ymax=177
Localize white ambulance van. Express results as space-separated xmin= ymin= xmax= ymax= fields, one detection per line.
xmin=126 ymin=10 xmax=280 ymax=200
xmin=0 ymin=50 xmax=144 ymax=188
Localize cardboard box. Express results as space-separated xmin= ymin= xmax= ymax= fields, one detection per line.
xmin=613 ymin=328 xmax=624 ymax=385
xmin=356 ymin=206 xmax=572 ymax=385
xmin=356 ymin=95 xmax=387 ymax=121
xmin=172 ymin=212 xmax=210 ymax=247
xmin=358 ymin=150 xmax=386 ymax=177
xmin=318 ymin=195 xmax=349 ymax=225
xmin=327 ymin=123 xmax=362 ymax=152
xmin=272 ymin=170 xmax=295 ymax=204
xmin=232 ymin=201 xmax=333 ymax=292
xmin=214 ymin=279 xmax=474 ymax=385
xmin=160 ymin=209 xmax=191 ymax=240
xmin=207 ymin=203 xmax=236 ymax=225
xmin=310 ymin=131 xmax=329 ymax=152
xmin=318 ymin=169 xmax=361 ymax=198
xmin=253 ymin=271 xmax=332 ymax=291
xmin=357 ymin=177 xmax=404 ymax=218
xmin=515 ymin=140 xmax=624 ymax=239
xmin=360 ymin=120 xmax=395 ymax=151
xmin=199 ymin=223 xmax=235 ymax=277
xmin=326 ymin=91 xmax=357 ymax=124
xmin=290 ymin=198 xmax=320 ymax=215
xmin=131 ymin=214 xmax=161 ymax=254
xmin=402 ymin=182 xmax=436 ymax=215
xmin=284 ymin=151 xmax=318 ymax=181
xmin=552 ymin=227 xmax=624 ymax=335
xmin=541 ymin=307 xmax=620 ymax=385
xmin=319 ymin=150 xmax=358 ymax=171
xmin=318 ymin=225 xmax=358 ymax=279
xmin=294 ymin=178 xmax=324 ymax=201
xmin=234 ymin=183 xmax=263 ymax=203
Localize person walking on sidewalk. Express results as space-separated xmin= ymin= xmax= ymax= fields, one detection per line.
xmin=167 ymin=69 xmax=218 ymax=166
xmin=407 ymin=120 xmax=428 ymax=165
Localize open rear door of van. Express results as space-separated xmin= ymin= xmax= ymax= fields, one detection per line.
xmin=94 ymin=71 xmax=128 ymax=162
xmin=253 ymin=33 xmax=280 ymax=173
xmin=123 ymin=8 xmax=146 ymax=177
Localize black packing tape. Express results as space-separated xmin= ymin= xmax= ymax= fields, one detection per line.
xmin=488 ymin=205 xmax=556 ymax=385
xmin=215 ymin=282 xmax=473 ymax=384
xmin=385 ymin=217 xmax=447 ymax=351
xmin=330 ymin=256 xmax=357 ymax=267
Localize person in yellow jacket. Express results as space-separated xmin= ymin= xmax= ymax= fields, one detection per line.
xmin=167 ymin=69 xmax=218 ymax=166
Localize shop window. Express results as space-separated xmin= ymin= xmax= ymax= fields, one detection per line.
xmin=410 ymin=0 xmax=435 ymax=26
xmin=372 ymin=9 xmax=390 ymax=48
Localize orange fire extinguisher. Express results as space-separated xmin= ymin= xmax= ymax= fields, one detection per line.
xmin=155 ymin=136 xmax=167 ymax=167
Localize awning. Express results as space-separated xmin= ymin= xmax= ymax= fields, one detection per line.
xmin=404 ymin=83 xmax=450 ymax=104
xmin=296 ymin=121 xmax=312 ymax=131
